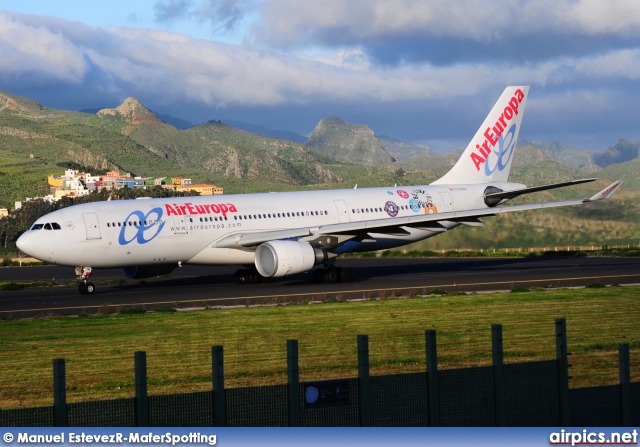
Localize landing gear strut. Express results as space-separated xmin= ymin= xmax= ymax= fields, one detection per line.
xmin=75 ymin=266 xmax=96 ymax=295
xmin=235 ymin=267 xmax=263 ymax=284
xmin=312 ymin=265 xmax=356 ymax=284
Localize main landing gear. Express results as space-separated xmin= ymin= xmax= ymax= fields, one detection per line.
xmin=235 ymin=267 xmax=263 ymax=284
xmin=312 ymin=265 xmax=356 ymax=284
xmin=75 ymin=266 xmax=96 ymax=295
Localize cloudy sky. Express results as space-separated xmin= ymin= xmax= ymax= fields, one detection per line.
xmin=2 ymin=0 xmax=640 ymax=152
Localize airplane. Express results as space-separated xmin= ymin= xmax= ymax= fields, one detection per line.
xmin=16 ymin=86 xmax=622 ymax=295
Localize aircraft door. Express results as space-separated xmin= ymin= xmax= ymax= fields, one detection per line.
xmin=439 ymin=192 xmax=454 ymax=212
xmin=172 ymin=215 xmax=189 ymax=234
xmin=82 ymin=213 xmax=101 ymax=240
xmin=333 ymin=200 xmax=350 ymax=223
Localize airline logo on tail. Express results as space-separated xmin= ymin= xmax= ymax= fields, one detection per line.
xmin=470 ymin=88 xmax=526 ymax=172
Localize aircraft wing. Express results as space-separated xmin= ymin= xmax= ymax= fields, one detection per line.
xmin=484 ymin=178 xmax=598 ymax=202
xmin=214 ymin=180 xmax=622 ymax=249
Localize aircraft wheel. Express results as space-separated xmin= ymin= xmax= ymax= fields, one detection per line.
xmin=235 ymin=269 xmax=248 ymax=284
xmin=78 ymin=283 xmax=87 ymax=295
xmin=324 ymin=269 xmax=339 ymax=284
xmin=85 ymin=282 xmax=96 ymax=294
xmin=247 ymin=271 xmax=262 ymax=284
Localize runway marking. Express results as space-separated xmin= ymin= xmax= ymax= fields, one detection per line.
xmin=2 ymin=272 xmax=640 ymax=315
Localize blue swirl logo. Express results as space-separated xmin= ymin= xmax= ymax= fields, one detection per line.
xmin=485 ymin=123 xmax=517 ymax=175
xmin=118 ymin=207 xmax=165 ymax=245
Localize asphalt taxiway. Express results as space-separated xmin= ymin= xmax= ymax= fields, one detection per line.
xmin=0 ymin=256 xmax=639 ymax=318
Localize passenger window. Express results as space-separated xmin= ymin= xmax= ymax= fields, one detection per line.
xmin=44 ymin=223 xmax=52 ymax=230
xmin=107 ymin=223 xmax=111 ymax=227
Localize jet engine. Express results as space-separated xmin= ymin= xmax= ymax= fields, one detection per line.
xmin=121 ymin=264 xmax=177 ymax=279
xmin=255 ymin=241 xmax=326 ymax=278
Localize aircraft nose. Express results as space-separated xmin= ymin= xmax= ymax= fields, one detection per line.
xmin=16 ymin=232 xmax=34 ymax=256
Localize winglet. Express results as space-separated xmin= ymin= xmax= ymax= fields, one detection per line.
xmin=585 ymin=181 xmax=623 ymax=202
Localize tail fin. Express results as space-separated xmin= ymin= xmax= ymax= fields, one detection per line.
xmin=432 ymin=86 xmax=529 ymax=185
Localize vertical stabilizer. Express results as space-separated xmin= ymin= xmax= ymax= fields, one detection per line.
xmin=432 ymin=86 xmax=529 ymax=185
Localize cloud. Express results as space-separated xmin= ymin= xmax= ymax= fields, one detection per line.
xmin=250 ymin=0 xmax=640 ymax=65
xmin=154 ymin=0 xmax=254 ymax=35
xmin=193 ymin=0 xmax=255 ymax=33
xmin=2 ymin=8 xmax=640 ymax=149
xmin=0 ymin=14 xmax=87 ymax=83
xmin=154 ymin=0 xmax=194 ymax=22
xmin=2 ymin=11 xmax=640 ymax=109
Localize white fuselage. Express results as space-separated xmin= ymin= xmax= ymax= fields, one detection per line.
xmin=16 ymin=183 xmax=506 ymax=269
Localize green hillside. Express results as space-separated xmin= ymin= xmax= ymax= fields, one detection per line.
xmin=0 ymin=89 xmax=637 ymax=252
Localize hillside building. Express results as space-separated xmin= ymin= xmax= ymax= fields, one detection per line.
xmin=175 ymin=184 xmax=223 ymax=195
xmin=34 ymin=169 xmax=223 ymax=204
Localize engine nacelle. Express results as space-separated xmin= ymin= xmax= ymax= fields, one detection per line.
xmin=255 ymin=241 xmax=326 ymax=278
xmin=121 ymin=264 xmax=177 ymax=279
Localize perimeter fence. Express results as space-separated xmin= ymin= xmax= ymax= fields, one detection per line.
xmin=1 ymin=319 xmax=637 ymax=427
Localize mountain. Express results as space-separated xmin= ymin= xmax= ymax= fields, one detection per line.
xmin=305 ymin=117 xmax=395 ymax=166
xmin=597 ymin=158 xmax=640 ymax=190
xmin=97 ymin=97 xmax=163 ymax=129
xmin=0 ymin=91 xmax=44 ymax=113
xmin=155 ymin=114 xmax=193 ymax=130
xmin=223 ymin=120 xmax=307 ymax=144
xmin=93 ymin=100 xmax=343 ymax=185
xmin=594 ymin=139 xmax=640 ymax=168
xmin=82 ymin=106 xmax=193 ymax=130
xmin=377 ymin=135 xmax=438 ymax=161
xmin=2 ymin=89 xmax=640 ymax=251
xmin=520 ymin=139 xmax=597 ymax=168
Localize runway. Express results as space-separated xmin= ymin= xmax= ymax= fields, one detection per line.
xmin=0 ymin=256 xmax=639 ymax=318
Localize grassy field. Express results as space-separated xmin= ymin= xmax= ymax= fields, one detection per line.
xmin=1 ymin=286 xmax=638 ymax=409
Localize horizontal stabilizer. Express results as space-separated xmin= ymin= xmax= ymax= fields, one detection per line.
xmin=485 ymin=178 xmax=598 ymax=202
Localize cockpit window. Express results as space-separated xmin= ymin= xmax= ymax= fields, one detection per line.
xmin=30 ymin=222 xmax=62 ymax=230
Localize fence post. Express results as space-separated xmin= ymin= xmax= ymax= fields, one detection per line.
xmin=357 ymin=334 xmax=371 ymax=427
xmin=287 ymin=340 xmax=301 ymax=427
xmin=53 ymin=358 xmax=67 ymax=427
xmin=619 ymin=344 xmax=631 ymax=427
xmin=425 ymin=329 xmax=440 ymax=427
xmin=212 ymin=346 xmax=226 ymax=427
xmin=492 ymin=324 xmax=506 ymax=427
xmin=134 ymin=351 xmax=149 ymax=427
xmin=555 ymin=318 xmax=570 ymax=426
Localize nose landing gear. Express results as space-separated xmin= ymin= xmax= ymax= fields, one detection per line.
xmin=75 ymin=266 xmax=96 ymax=295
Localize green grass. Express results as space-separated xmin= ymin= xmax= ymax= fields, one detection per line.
xmin=0 ymin=287 xmax=638 ymax=408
